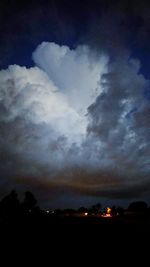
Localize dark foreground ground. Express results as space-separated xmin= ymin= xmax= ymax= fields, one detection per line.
xmin=1 ymin=214 xmax=150 ymax=236
xmin=0 ymin=214 xmax=150 ymax=264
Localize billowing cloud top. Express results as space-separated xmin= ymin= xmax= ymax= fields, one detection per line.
xmin=0 ymin=42 xmax=149 ymax=208
xmin=33 ymin=42 xmax=108 ymax=116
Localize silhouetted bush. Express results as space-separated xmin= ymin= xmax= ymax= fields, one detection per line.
xmin=128 ymin=201 xmax=148 ymax=212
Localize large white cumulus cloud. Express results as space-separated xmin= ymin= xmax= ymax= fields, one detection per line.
xmin=0 ymin=64 xmax=88 ymax=142
xmin=32 ymin=42 xmax=108 ymax=115
xmin=0 ymin=43 xmax=108 ymax=188
xmin=0 ymin=42 xmax=149 ymax=207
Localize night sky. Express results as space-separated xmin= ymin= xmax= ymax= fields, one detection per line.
xmin=0 ymin=0 xmax=149 ymax=209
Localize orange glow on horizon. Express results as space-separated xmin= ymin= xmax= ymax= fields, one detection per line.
xmin=102 ymin=213 xmax=112 ymax=218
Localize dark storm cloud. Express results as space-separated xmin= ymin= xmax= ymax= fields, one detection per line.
xmin=87 ymin=55 xmax=150 ymax=180
xmin=11 ymin=169 xmax=150 ymax=208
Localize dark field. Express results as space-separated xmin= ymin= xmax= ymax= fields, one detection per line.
xmin=1 ymin=214 xmax=150 ymax=242
xmin=0 ymin=214 xmax=149 ymax=264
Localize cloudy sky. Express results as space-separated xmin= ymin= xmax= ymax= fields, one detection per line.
xmin=0 ymin=0 xmax=149 ymax=208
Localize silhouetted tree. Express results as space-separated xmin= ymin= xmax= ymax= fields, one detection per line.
xmin=21 ymin=191 xmax=37 ymax=213
xmin=128 ymin=201 xmax=148 ymax=212
xmin=116 ymin=206 xmax=124 ymax=217
xmin=0 ymin=190 xmax=20 ymax=220
xmin=78 ymin=207 xmax=88 ymax=213
xmin=111 ymin=206 xmax=117 ymax=216
xmin=91 ymin=203 xmax=101 ymax=215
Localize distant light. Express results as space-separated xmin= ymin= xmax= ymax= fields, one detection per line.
xmin=46 ymin=210 xmax=49 ymax=213
xmin=29 ymin=210 xmax=31 ymax=213
xmin=107 ymin=207 xmax=111 ymax=214
xmin=51 ymin=211 xmax=54 ymax=214
xmin=84 ymin=212 xmax=88 ymax=216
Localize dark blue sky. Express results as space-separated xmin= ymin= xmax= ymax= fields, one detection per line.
xmin=0 ymin=0 xmax=150 ymax=78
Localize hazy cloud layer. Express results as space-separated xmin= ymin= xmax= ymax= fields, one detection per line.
xmin=0 ymin=42 xmax=149 ymax=208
